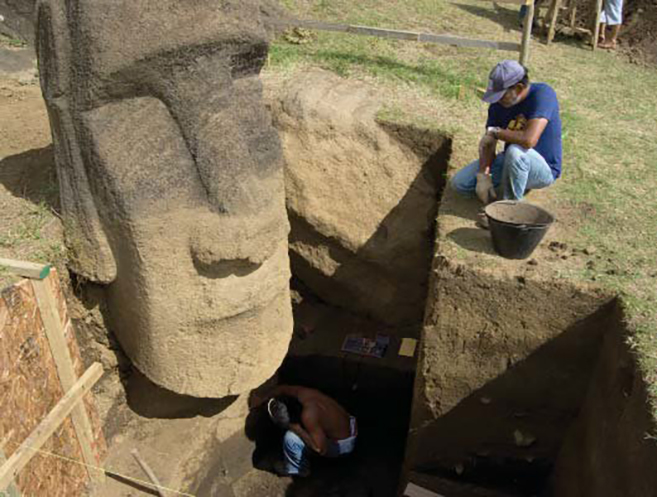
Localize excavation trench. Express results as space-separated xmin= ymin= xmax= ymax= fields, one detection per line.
xmin=188 ymin=95 xmax=657 ymax=496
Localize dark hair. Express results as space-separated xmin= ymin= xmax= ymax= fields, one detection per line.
xmin=268 ymin=395 xmax=303 ymax=429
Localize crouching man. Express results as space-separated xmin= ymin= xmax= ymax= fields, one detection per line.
xmin=451 ymin=60 xmax=562 ymax=205
xmin=256 ymin=385 xmax=357 ymax=477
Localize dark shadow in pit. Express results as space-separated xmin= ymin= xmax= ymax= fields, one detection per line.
xmin=0 ymin=145 xmax=59 ymax=212
xmin=124 ymin=369 xmax=238 ymax=419
xmin=409 ymin=299 xmax=618 ymax=496
xmin=236 ymin=287 xmax=417 ymax=497
xmin=447 ymin=227 xmax=497 ymax=255
xmin=288 ymin=122 xmax=452 ymax=328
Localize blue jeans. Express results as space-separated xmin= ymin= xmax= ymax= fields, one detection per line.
xmin=451 ymin=145 xmax=555 ymax=201
xmin=283 ymin=417 xmax=358 ymax=475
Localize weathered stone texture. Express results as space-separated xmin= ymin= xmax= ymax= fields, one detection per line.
xmin=36 ymin=0 xmax=293 ymax=397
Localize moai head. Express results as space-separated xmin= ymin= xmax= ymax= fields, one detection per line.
xmin=36 ymin=0 xmax=293 ymax=397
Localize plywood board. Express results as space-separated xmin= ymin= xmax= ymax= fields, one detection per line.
xmin=0 ymin=271 xmax=106 ymax=496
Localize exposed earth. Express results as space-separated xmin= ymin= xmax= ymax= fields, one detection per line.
xmin=2 ymin=1 xmax=657 ymax=497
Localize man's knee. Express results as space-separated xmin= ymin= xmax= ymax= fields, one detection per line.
xmin=451 ymin=168 xmax=476 ymax=196
xmin=504 ymin=145 xmax=530 ymax=172
xmin=284 ymin=431 xmax=305 ymax=451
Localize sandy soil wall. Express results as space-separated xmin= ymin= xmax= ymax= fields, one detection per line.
xmin=407 ymin=253 xmax=614 ymax=492
xmin=551 ymin=303 xmax=657 ymax=497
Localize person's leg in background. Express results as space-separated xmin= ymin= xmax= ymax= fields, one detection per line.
xmin=501 ymin=145 xmax=554 ymax=200
xmin=599 ymin=0 xmax=623 ymax=48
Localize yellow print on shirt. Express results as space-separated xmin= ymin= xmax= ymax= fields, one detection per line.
xmin=508 ymin=114 xmax=528 ymax=132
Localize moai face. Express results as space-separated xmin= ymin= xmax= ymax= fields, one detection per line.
xmin=37 ymin=0 xmax=293 ymax=397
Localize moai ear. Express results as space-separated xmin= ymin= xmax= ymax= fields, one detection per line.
xmin=37 ymin=0 xmax=117 ymax=284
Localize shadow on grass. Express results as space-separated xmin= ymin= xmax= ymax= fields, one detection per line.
xmin=452 ymin=3 xmax=522 ymax=33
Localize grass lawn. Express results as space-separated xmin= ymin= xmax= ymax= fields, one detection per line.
xmin=267 ymin=0 xmax=657 ymax=416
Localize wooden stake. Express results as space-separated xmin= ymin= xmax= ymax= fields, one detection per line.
xmin=32 ymin=277 xmax=105 ymax=485
xmin=0 ymin=258 xmax=50 ymax=280
xmin=569 ymin=5 xmax=578 ymax=28
xmin=0 ymin=363 xmax=103 ymax=491
xmin=520 ymin=0 xmax=535 ymax=65
xmin=547 ymin=0 xmax=563 ymax=44
xmin=131 ymin=449 xmax=167 ymax=497
xmin=592 ymin=0 xmax=603 ymax=49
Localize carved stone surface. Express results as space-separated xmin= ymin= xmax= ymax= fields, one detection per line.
xmin=36 ymin=0 xmax=293 ymax=397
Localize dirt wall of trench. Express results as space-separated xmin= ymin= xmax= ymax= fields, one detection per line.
xmin=551 ymin=303 xmax=657 ymax=497
xmin=407 ymin=254 xmax=615 ymax=493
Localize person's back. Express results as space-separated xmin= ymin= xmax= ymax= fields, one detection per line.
xmin=296 ymin=387 xmax=352 ymax=441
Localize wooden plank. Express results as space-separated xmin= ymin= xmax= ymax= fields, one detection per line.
xmin=270 ymin=19 xmax=521 ymax=52
xmin=0 ymin=363 xmax=103 ymax=491
xmin=0 ymin=433 xmax=21 ymax=497
xmin=419 ymin=33 xmax=520 ymax=51
xmin=131 ymin=449 xmax=167 ymax=497
xmin=0 ymin=258 xmax=50 ymax=280
xmin=520 ymin=0 xmax=535 ymax=65
xmin=31 ymin=277 xmax=105 ymax=485
xmin=349 ymin=25 xmax=419 ymax=41
xmin=547 ymin=0 xmax=563 ymax=44
xmin=592 ymin=0 xmax=603 ymax=49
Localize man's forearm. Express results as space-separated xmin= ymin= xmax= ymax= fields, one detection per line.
xmin=290 ymin=424 xmax=324 ymax=455
xmin=494 ymin=129 xmax=533 ymax=149
xmin=479 ymin=138 xmax=497 ymax=172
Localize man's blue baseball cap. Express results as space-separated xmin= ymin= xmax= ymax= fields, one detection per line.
xmin=482 ymin=60 xmax=526 ymax=104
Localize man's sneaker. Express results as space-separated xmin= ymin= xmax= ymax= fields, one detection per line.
xmin=273 ymin=460 xmax=310 ymax=478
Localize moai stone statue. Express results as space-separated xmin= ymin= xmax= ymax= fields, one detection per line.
xmin=36 ymin=0 xmax=293 ymax=397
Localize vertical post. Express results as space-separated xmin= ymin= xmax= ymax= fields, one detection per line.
xmin=520 ymin=0 xmax=535 ymax=66
xmin=592 ymin=0 xmax=603 ymax=49
xmin=569 ymin=4 xmax=578 ymax=28
xmin=547 ymin=0 xmax=563 ymax=44
xmin=31 ymin=276 xmax=105 ymax=485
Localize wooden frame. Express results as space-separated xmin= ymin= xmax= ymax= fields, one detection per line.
xmin=592 ymin=0 xmax=603 ymax=49
xmin=520 ymin=0 xmax=536 ymax=65
xmin=270 ymin=19 xmax=521 ymax=52
xmin=0 ymin=258 xmax=105 ymax=491
xmin=0 ymin=363 xmax=103 ymax=491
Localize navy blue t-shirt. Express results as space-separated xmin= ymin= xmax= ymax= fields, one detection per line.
xmin=486 ymin=82 xmax=562 ymax=179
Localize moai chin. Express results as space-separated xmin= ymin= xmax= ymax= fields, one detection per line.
xmin=36 ymin=0 xmax=293 ymax=397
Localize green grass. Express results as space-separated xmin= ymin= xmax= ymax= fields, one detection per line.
xmin=0 ymin=34 xmax=27 ymax=48
xmin=270 ymin=0 xmax=657 ymax=416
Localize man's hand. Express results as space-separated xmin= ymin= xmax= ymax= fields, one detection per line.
xmin=476 ymin=172 xmax=497 ymax=205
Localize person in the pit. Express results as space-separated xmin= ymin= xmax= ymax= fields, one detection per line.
xmin=451 ymin=60 xmax=562 ymax=207
xmin=254 ymin=385 xmax=357 ymax=477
